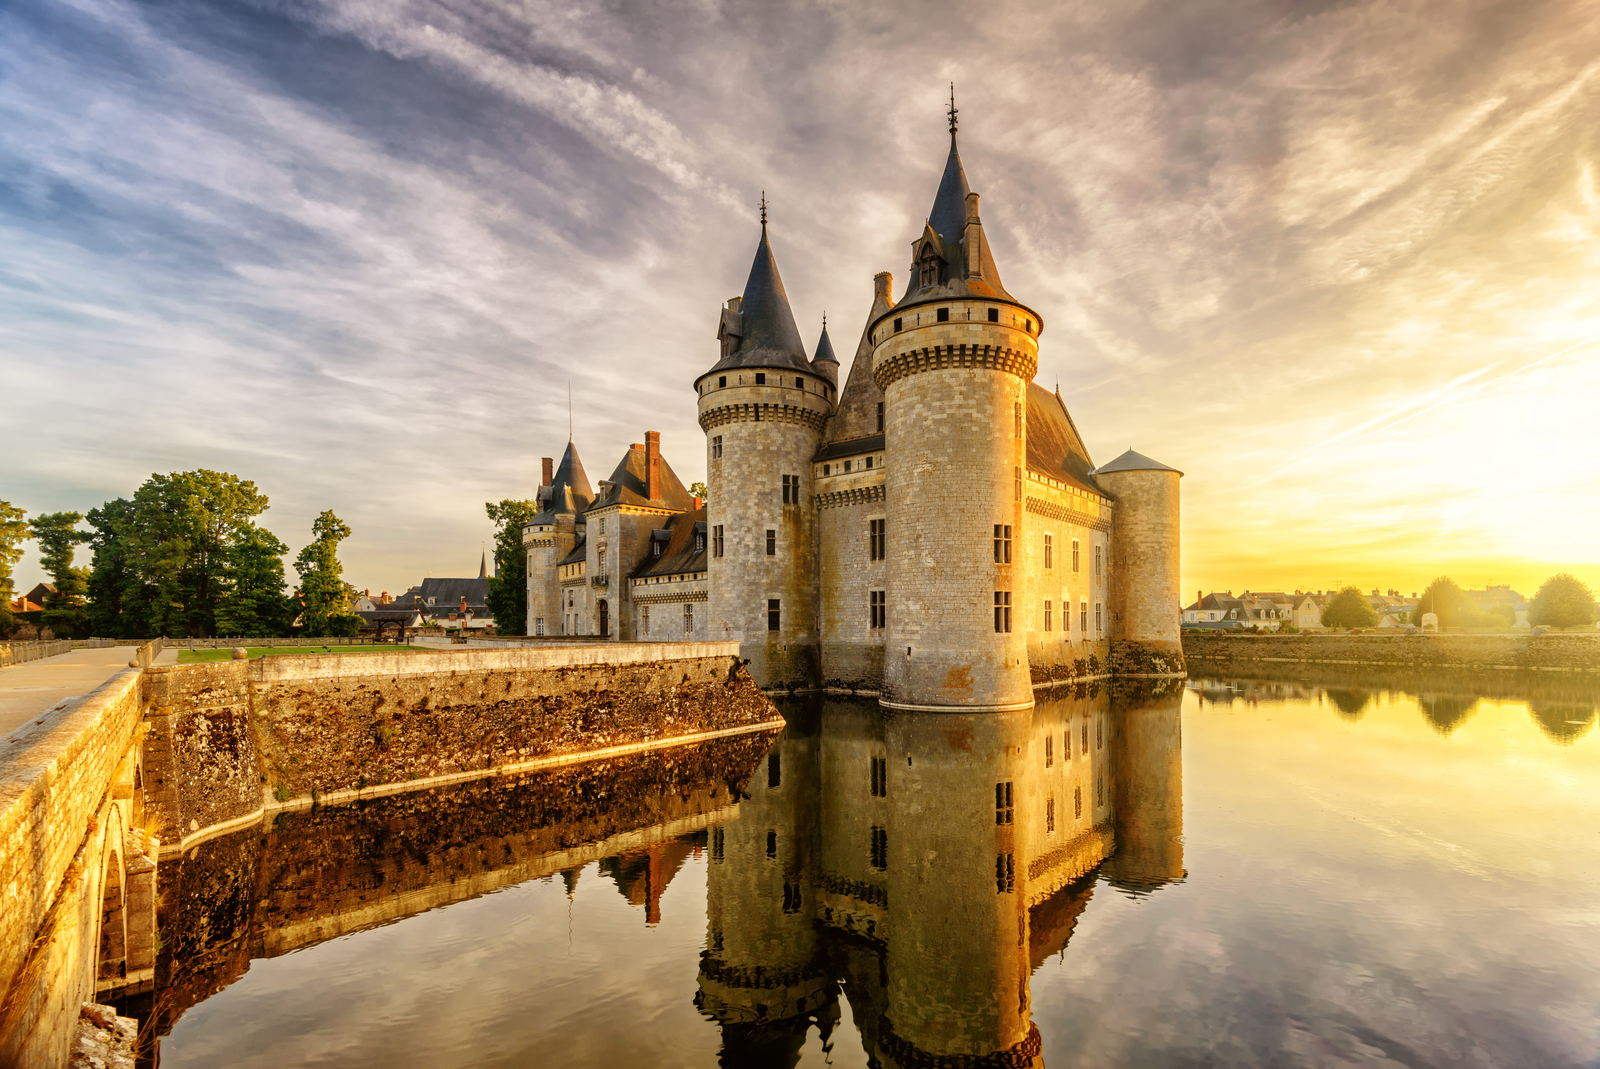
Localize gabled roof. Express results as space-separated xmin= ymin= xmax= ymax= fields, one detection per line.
xmin=707 ymin=224 xmax=810 ymax=375
xmin=587 ymin=442 xmax=695 ymax=513
xmin=1094 ymin=449 xmax=1183 ymax=477
xmin=558 ymin=537 xmax=587 ymax=567
xmin=1025 ymin=383 xmax=1103 ymax=497
xmin=412 ymin=575 xmax=489 ymax=609
xmin=531 ymin=439 xmax=594 ymax=524
xmin=632 ymin=509 xmax=708 ymax=579
xmin=891 ymin=133 xmax=1016 ymax=312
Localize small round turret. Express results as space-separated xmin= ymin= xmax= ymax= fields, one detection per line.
xmin=1094 ymin=449 xmax=1184 ymax=678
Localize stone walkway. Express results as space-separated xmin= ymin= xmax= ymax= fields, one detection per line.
xmin=0 ymin=647 xmax=177 ymax=741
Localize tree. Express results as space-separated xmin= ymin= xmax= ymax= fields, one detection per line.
xmin=1528 ymin=573 xmax=1599 ymax=629
xmin=215 ymin=525 xmax=294 ymax=637
xmin=485 ymin=499 xmax=541 ymax=634
xmin=294 ymin=511 xmax=355 ymax=637
xmin=29 ymin=512 xmax=91 ymax=638
xmin=689 ymin=481 xmax=708 ymax=506
xmin=0 ymin=500 xmax=26 ymax=637
xmin=1321 ymin=586 xmax=1378 ymax=630
xmin=85 ymin=499 xmax=144 ymax=638
xmin=1414 ymin=576 xmax=1465 ymax=628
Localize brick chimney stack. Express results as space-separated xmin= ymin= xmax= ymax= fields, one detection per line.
xmin=645 ymin=430 xmax=661 ymax=502
xmin=542 ymin=457 xmax=553 ymax=486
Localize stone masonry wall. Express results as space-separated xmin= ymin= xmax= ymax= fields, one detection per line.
xmin=1183 ymin=631 xmax=1600 ymax=675
xmin=143 ymin=663 xmax=260 ymax=841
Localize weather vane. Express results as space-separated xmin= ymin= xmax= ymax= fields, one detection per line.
xmin=759 ymin=190 xmax=767 ymax=228
xmin=948 ymin=83 xmax=958 ymax=136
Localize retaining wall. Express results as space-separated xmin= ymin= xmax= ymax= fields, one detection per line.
xmin=1183 ymin=632 xmax=1600 ymax=674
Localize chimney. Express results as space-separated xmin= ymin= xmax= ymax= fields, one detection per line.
xmin=542 ymin=457 xmax=554 ymax=486
xmin=693 ymin=496 xmax=703 ymax=510
xmin=645 ymin=430 xmax=661 ymax=502
xmin=1197 ymin=590 xmax=1202 ymax=607
xmin=874 ymin=271 xmax=893 ymax=305
xmin=963 ymin=193 xmax=983 ymax=277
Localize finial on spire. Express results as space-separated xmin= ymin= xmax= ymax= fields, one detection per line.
xmin=759 ymin=190 xmax=768 ymax=230
xmin=822 ymin=311 xmax=827 ymax=330
xmin=948 ymin=83 xmax=958 ymax=138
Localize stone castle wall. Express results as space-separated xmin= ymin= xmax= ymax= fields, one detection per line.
xmin=816 ymin=474 xmax=887 ymax=692
xmin=1101 ymin=468 xmax=1184 ymax=678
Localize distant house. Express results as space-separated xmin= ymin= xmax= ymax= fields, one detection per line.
xmin=1182 ymin=591 xmax=1295 ymax=630
xmin=402 ymin=555 xmax=492 ymax=629
xmin=1288 ymin=593 xmax=1326 ymax=630
xmin=1462 ymin=584 xmax=1530 ymax=628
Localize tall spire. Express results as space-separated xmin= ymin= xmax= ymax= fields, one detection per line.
xmin=707 ymin=208 xmax=810 ymax=373
xmin=948 ymin=82 xmax=959 ymax=139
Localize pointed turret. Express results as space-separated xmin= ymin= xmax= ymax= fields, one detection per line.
xmin=894 ymin=123 xmax=1015 ymax=309
xmin=479 ymin=549 xmax=487 ymax=580
xmin=709 ymin=215 xmax=811 ymax=374
xmin=530 ymin=439 xmax=594 ymax=524
xmin=810 ymin=318 xmax=839 ymax=384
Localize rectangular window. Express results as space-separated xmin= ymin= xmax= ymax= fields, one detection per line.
xmin=651 ymin=540 xmax=661 ymax=558
xmin=755 ymin=372 xmax=766 ymax=385
xmin=768 ymin=751 xmax=781 ymax=789
xmin=870 ymin=518 xmax=885 ymax=561
xmin=936 ymin=307 xmax=950 ymax=322
xmin=1014 ymin=401 xmax=1022 ymax=438
xmin=718 ymin=375 xmax=726 ymax=388
xmin=1047 ymin=795 xmax=1056 ymax=835
xmin=683 ymin=603 xmax=693 ymax=636
xmin=782 ymin=473 xmax=796 ymax=504
xmin=766 ymin=830 xmax=777 ymax=858
xmin=713 ymin=525 xmax=724 ymax=558
xmin=1045 ymin=734 xmax=1053 ymax=768
xmin=844 ymin=460 xmax=851 ymax=472
xmin=995 ymin=781 xmax=1014 ymax=825
xmin=865 ymin=456 xmax=873 ymax=469
xmin=765 ymin=529 xmax=776 ymax=555
xmin=1072 ymin=539 xmax=1080 ymax=573
xmin=993 ymin=524 xmax=1011 ymax=564
xmin=994 ymin=591 xmax=1012 ymax=632
xmin=1015 ymin=466 xmax=1023 ymax=501
xmin=996 ymin=853 xmax=1014 ymax=894
xmin=1074 ymin=785 xmax=1082 ymax=819
xmin=598 ymin=548 xmax=607 ymax=574
xmin=876 ymin=401 xmax=885 ymax=433
xmin=870 ymin=590 xmax=886 ymax=629
xmin=823 ymin=464 xmax=830 ymax=475
xmin=796 ymin=376 xmax=804 ymax=388
xmin=712 ymin=435 xmax=723 ymax=459
xmin=1044 ymin=600 xmax=1052 ymax=632
xmin=870 ymin=755 xmax=887 ymax=797
xmin=893 ymin=317 xmax=902 ymax=333
xmin=768 ymin=598 xmax=781 ymax=632
xmin=1081 ymin=602 xmax=1088 ymax=633
xmin=870 ymin=825 xmax=888 ymax=870
xmin=642 ymin=606 xmax=649 ymax=635
xmin=1095 ymin=545 xmax=1103 ymax=577
xmin=1044 ymin=533 xmax=1053 ymax=569
xmin=988 ymin=307 xmax=999 ymax=322
xmin=535 ymin=618 xmax=545 ymax=636
xmin=1096 ymin=603 xmax=1103 ymax=632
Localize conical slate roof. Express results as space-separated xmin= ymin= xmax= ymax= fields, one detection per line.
xmin=1094 ymin=449 xmax=1183 ymax=477
xmin=893 ymin=132 xmax=1016 ymax=309
xmin=530 ymin=439 xmax=594 ymax=524
xmin=709 ymin=224 xmax=811 ymax=374
xmin=811 ymin=322 xmax=838 ymax=365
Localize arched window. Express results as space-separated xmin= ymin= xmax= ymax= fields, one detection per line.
xmin=918 ymin=243 xmax=941 ymax=287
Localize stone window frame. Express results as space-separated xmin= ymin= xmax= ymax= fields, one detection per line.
xmin=1044 ymin=599 xmax=1052 ymax=632
xmin=1044 ymin=533 xmax=1053 ymax=570
xmin=765 ymin=529 xmax=776 ymax=556
xmin=1072 ymin=538 xmax=1081 ymax=573
xmin=869 ymin=589 xmax=886 ymax=629
xmin=869 ymin=518 xmax=886 ymax=561
xmin=712 ymin=525 xmax=724 ymax=558
xmin=994 ymin=590 xmax=1012 ymax=633
xmin=992 ymin=524 xmax=1011 ymax=564
xmin=767 ymin=598 xmax=781 ymax=632
xmin=712 ymin=435 xmax=723 ymax=459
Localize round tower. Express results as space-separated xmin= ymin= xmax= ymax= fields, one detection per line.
xmin=874 ymin=125 xmax=1042 ymax=710
xmin=696 ymin=213 xmax=831 ymax=689
xmin=1095 ymin=450 xmax=1185 ymax=677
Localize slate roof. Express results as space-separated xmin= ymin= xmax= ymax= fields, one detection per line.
xmin=587 ymin=441 xmax=695 ymax=513
xmin=412 ymin=575 xmax=489 ymax=610
xmin=558 ymin=537 xmax=587 ymax=567
xmin=1094 ymin=449 xmax=1183 ymax=476
xmin=811 ymin=323 xmax=838 ymax=369
xmin=707 ymin=224 xmax=811 ymax=375
xmin=820 ymin=275 xmax=894 ymax=447
xmin=890 ymin=133 xmax=1017 ymax=313
xmin=632 ymin=509 xmax=708 ymax=579
xmin=531 ymin=439 xmax=595 ymax=524
xmin=1025 ymin=383 xmax=1104 ymax=497
xmin=814 ymin=434 xmax=884 ymax=463
xmin=354 ymin=608 xmax=423 ymax=626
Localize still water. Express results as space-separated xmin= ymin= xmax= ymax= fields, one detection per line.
xmin=127 ymin=673 xmax=1600 ymax=1068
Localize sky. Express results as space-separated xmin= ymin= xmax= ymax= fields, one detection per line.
xmin=2 ymin=0 xmax=1597 ymax=603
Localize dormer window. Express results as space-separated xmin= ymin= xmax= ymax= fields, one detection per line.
xmin=918 ymin=243 xmax=940 ymax=287
xmin=694 ymin=534 xmax=705 ymax=553
xmin=652 ymin=541 xmax=661 ymax=558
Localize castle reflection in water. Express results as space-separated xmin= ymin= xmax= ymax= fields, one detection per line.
xmin=697 ymin=680 xmax=1184 ymax=1068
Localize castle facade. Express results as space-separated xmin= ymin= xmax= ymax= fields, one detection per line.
xmin=526 ymin=124 xmax=1184 ymax=706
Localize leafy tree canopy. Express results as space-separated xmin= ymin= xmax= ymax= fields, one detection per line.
xmin=1414 ymin=576 xmax=1466 ymax=627
xmin=28 ymin=512 xmax=91 ymax=638
xmin=0 ymin=500 xmax=28 ymax=636
xmin=689 ymin=481 xmax=708 ymax=505
xmin=1529 ymin=573 xmax=1599 ymax=629
xmin=294 ymin=510 xmax=356 ymax=637
xmin=485 ymin=499 xmax=541 ymax=634
xmin=1321 ymin=586 xmax=1378 ymax=629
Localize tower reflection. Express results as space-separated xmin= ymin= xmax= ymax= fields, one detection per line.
xmin=698 ymin=680 xmax=1185 ymax=1067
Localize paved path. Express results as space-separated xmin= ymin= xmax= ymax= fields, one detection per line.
xmin=0 ymin=647 xmax=177 ymax=740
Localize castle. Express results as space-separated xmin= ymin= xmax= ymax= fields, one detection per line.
xmin=524 ymin=116 xmax=1184 ymax=706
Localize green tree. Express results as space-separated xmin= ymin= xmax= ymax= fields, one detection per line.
xmin=215 ymin=525 xmax=294 ymax=637
xmin=1414 ymin=576 xmax=1466 ymax=628
xmin=85 ymin=499 xmax=144 ymax=638
xmin=29 ymin=512 xmax=92 ymax=638
xmin=0 ymin=500 xmax=27 ymax=637
xmin=689 ymin=481 xmax=708 ymax=506
xmin=485 ymin=499 xmax=541 ymax=634
xmin=1321 ymin=586 xmax=1378 ymax=629
xmin=1528 ymin=573 xmax=1599 ymax=629
xmin=294 ymin=511 xmax=355 ymax=637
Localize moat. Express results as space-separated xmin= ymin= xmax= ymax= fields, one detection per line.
xmin=115 ymin=673 xmax=1600 ymax=1068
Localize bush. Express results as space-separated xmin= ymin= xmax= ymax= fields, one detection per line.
xmin=327 ymin=613 xmax=361 ymax=638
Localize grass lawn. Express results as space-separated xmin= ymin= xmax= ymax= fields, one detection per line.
xmin=177 ymin=644 xmax=433 ymax=663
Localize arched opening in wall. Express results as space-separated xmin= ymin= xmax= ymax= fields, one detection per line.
xmin=98 ymin=845 xmax=126 ymax=985
xmin=598 ymin=599 xmax=609 ymax=638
